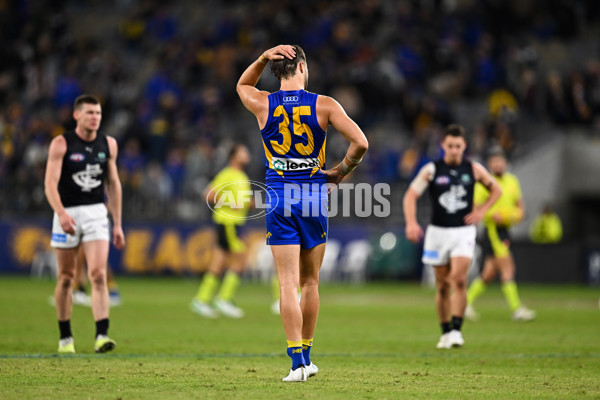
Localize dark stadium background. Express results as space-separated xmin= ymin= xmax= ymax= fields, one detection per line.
xmin=0 ymin=0 xmax=599 ymax=285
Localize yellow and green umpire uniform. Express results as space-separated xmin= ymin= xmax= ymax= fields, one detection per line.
xmin=210 ymin=166 xmax=251 ymax=253
xmin=474 ymin=172 xmax=523 ymax=259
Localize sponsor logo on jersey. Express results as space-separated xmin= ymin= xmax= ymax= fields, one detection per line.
xmin=72 ymin=164 xmax=103 ymax=192
xmin=98 ymin=152 xmax=106 ymax=159
xmin=272 ymin=157 xmax=319 ymax=171
xmin=70 ymin=153 xmax=85 ymax=162
xmin=461 ymin=174 xmax=471 ymax=183
xmin=435 ymin=175 xmax=450 ymax=185
xmin=283 ymin=96 xmax=299 ymax=102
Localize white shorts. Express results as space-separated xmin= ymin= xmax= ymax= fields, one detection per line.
xmin=422 ymin=224 xmax=476 ymax=266
xmin=51 ymin=203 xmax=110 ymax=249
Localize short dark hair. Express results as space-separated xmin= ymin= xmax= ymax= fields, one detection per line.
xmin=269 ymin=45 xmax=306 ymax=81
xmin=486 ymin=145 xmax=506 ymax=160
xmin=229 ymin=143 xmax=246 ymax=160
xmin=74 ymin=94 xmax=100 ymax=110
xmin=443 ymin=124 xmax=466 ymax=139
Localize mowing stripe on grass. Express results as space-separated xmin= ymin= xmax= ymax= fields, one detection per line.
xmin=1 ymin=352 xmax=599 ymax=360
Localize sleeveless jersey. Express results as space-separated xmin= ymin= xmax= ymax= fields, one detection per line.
xmin=428 ymin=159 xmax=475 ymax=227
xmin=474 ymin=172 xmax=522 ymax=228
xmin=58 ymin=131 xmax=110 ymax=207
xmin=260 ymin=89 xmax=327 ymax=184
xmin=209 ymin=166 xmax=251 ymax=225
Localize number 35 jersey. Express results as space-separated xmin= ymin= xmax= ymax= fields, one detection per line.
xmin=58 ymin=131 xmax=110 ymax=207
xmin=427 ymin=159 xmax=475 ymax=227
xmin=261 ymin=90 xmax=327 ymax=185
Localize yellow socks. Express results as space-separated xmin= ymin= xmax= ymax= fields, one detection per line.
xmin=217 ymin=271 xmax=241 ymax=302
xmin=196 ymin=272 xmax=219 ymax=303
xmin=502 ymin=281 xmax=522 ymax=311
xmin=467 ymin=277 xmax=487 ymax=305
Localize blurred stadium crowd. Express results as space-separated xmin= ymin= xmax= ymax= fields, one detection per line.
xmin=0 ymin=0 xmax=598 ymax=222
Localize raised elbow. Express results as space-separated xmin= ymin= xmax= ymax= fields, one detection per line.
xmin=358 ymin=137 xmax=369 ymax=153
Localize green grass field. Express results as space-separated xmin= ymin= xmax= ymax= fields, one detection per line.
xmin=0 ymin=276 xmax=598 ymax=399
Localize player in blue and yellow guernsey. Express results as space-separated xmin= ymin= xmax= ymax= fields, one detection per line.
xmin=190 ymin=144 xmax=252 ymax=319
xmin=466 ymin=148 xmax=536 ymax=322
xmin=237 ymin=45 xmax=368 ymax=382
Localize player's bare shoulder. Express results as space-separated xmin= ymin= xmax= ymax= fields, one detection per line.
xmin=106 ymin=136 xmax=119 ymax=158
xmin=315 ymin=95 xmax=339 ymax=113
xmin=471 ymin=161 xmax=491 ymax=182
xmin=315 ymin=95 xmax=341 ymax=129
xmin=48 ymin=135 xmax=67 ymax=157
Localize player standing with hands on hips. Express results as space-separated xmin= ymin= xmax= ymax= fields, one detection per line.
xmin=45 ymin=94 xmax=125 ymax=354
xmin=403 ymin=125 xmax=501 ymax=349
xmin=237 ymin=45 xmax=368 ymax=381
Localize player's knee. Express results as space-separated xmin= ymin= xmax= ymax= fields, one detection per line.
xmin=451 ymin=275 xmax=467 ymax=290
xmin=57 ymin=273 xmax=75 ymax=290
xmin=300 ymin=275 xmax=319 ymax=287
xmin=436 ymin=281 xmax=449 ymax=296
xmin=88 ymin=268 xmax=107 ymax=287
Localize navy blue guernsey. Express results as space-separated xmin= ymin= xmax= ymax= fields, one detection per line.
xmin=428 ymin=159 xmax=475 ymax=227
xmin=58 ymin=131 xmax=110 ymax=207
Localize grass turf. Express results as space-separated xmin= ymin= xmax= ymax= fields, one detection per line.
xmin=0 ymin=276 xmax=598 ymax=399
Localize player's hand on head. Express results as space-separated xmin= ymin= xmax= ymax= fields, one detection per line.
xmin=263 ymin=45 xmax=296 ymax=61
xmin=58 ymin=212 xmax=76 ymax=235
xmin=405 ymin=222 xmax=423 ymax=243
xmin=113 ymin=226 xmax=125 ymax=250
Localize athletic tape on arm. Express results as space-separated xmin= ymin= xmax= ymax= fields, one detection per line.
xmin=409 ymin=162 xmax=435 ymax=196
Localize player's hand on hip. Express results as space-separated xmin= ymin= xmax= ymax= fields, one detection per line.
xmin=464 ymin=207 xmax=485 ymax=225
xmin=112 ymin=226 xmax=125 ymax=250
xmin=263 ymin=45 xmax=296 ymax=61
xmin=405 ymin=222 xmax=424 ymax=243
xmin=58 ymin=212 xmax=76 ymax=235
xmin=320 ymin=167 xmax=345 ymax=191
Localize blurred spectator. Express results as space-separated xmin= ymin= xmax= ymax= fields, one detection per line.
xmin=165 ymin=147 xmax=186 ymax=197
xmin=545 ymin=70 xmax=571 ymax=125
xmin=0 ymin=0 xmax=597 ymax=222
xmin=141 ymin=161 xmax=173 ymax=202
xmin=119 ymin=138 xmax=146 ymax=189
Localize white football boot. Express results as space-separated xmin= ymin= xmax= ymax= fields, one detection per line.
xmin=189 ymin=299 xmax=219 ymax=319
xmin=282 ymin=366 xmax=307 ymax=382
xmin=446 ymin=330 xmax=465 ymax=348
xmin=305 ymin=362 xmax=319 ymax=377
xmin=72 ymin=291 xmax=92 ymax=306
xmin=464 ymin=304 xmax=479 ymax=321
xmin=512 ymin=306 xmax=536 ymax=321
xmin=214 ymin=298 xmax=244 ymax=319
xmin=436 ymin=333 xmax=451 ymax=349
